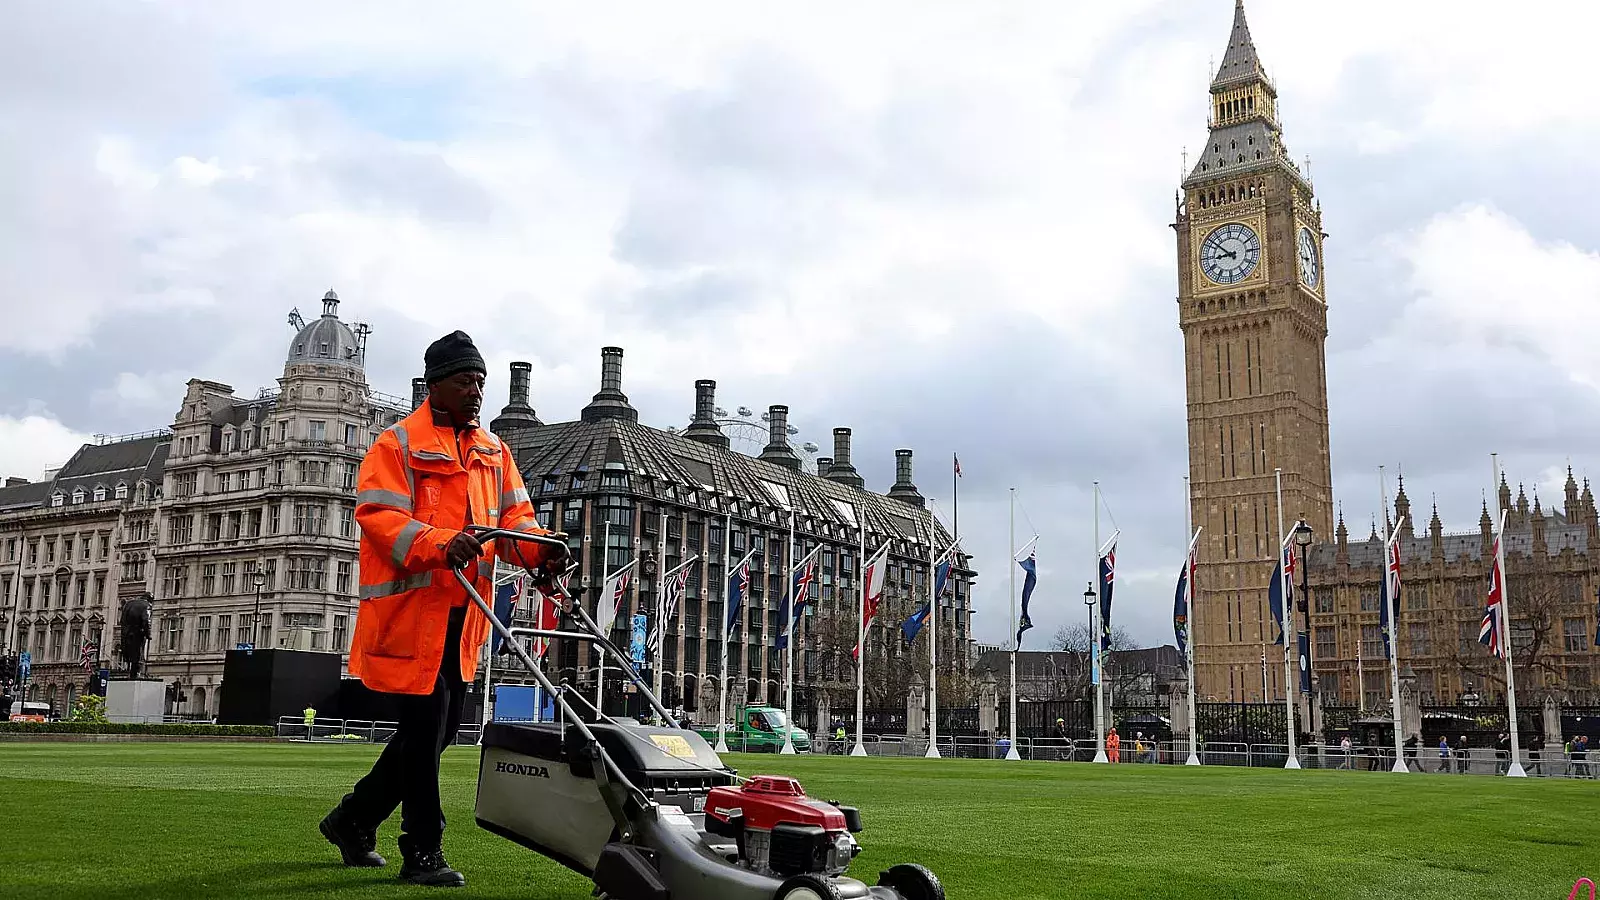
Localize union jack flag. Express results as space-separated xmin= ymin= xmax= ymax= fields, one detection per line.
xmin=1379 ymin=531 xmax=1402 ymax=660
xmin=80 ymin=639 xmax=98 ymax=672
xmin=1098 ymin=539 xmax=1117 ymax=651
xmin=1479 ymin=536 xmax=1508 ymax=660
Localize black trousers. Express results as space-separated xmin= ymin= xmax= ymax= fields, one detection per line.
xmin=342 ymin=605 xmax=469 ymax=848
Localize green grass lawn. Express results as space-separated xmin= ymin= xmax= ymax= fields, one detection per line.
xmin=0 ymin=741 xmax=1592 ymax=900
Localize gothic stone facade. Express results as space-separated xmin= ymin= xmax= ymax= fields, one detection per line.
xmin=1177 ymin=2 xmax=1336 ymax=701
xmin=492 ymin=348 xmax=976 ymax=727
xmin=1304 ymin=474 xmax=1600 ymax=709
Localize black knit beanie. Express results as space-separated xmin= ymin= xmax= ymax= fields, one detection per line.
xmin=423 ymin=331 xmax=487 ymax=384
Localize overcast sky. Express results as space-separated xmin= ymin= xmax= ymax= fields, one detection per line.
xmin=4 ymin=1 xmax=1600 ymax=650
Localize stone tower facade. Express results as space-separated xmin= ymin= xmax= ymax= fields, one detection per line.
xmin=1176 ymin=1 xmax=1335 ymax=701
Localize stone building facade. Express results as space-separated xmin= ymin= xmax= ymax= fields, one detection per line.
xmin=0 ymin=291 xmax=409 ymax=718
xmin=1176 ymin=2 xmax=1336 ymax=700
xmin=143 ymin=292 xmax=408 ymax=716
xmin=1304 ymin=473 xmax=1600 ymax=709
xmin=491 ymin=348 xmax=976 ymax=728
xmin=0 ymin=437 xmax=167 ymax=714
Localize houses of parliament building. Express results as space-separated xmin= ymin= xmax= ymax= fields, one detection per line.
xmin=1178 ymin=2 xmax=1600 ymax=706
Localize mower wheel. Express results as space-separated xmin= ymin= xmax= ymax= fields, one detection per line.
xmin=877 ymin=863 xmax=944 ymax=900
xmin=773 ymin=874 xmax=844 ymax=900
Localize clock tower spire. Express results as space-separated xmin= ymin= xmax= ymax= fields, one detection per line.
xmin=1174 ymin=1 xmax=1334 ymax=703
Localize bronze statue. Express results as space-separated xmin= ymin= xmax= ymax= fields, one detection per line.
xmin=119 ymin=592 xmax=153 ymax=679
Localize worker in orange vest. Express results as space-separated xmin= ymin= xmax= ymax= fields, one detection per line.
xmin=319 ymin=331 xmax=566 ymax=887
xmin=1106 ymin=726 xmax=1121 ymax=763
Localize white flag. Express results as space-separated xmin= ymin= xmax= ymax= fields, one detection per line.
xmin=595 ymin=561 xmax=636 ymax=632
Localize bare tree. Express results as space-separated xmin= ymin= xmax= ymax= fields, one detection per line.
xmin=1445 ymin=567 xmax=1574 ymax=703
xmin=1053 ymin=623 xmax=1140 ymax=654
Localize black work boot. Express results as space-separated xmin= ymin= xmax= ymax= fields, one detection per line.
xmin=398 ymin=836 xmax=466 ymax=888
xmin=320 ymin=805 xmax=386 ymax=867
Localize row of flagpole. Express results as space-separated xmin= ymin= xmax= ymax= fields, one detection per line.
xmin=476 ymin=449 xmax=1535 ymax=775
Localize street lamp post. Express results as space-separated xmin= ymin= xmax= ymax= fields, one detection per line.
xmin=251 ymin=573 xmax=266 ymax=649
xmin=1084 ymin=582 xmax=1106 ymax=763
xmin=1293 ymin=519 xmax=1314 ymax=738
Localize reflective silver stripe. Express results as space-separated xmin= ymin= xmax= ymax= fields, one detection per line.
xmin=511 ymin=520 xmax=543 ymax=533
xmin=393 ymin=520 xmax=426 ymax=566
xmin=357 ymin=488 xmax=413 ymax=511
xmin=387 ymin=424 xmax=416 ymax=501
xmin=500 ymin=487 xmax=529 ymax=508
xmin=412 ymin=449 xmax=454 ymax=462
xmin=358 ymin=572 xmax=432 ymax=601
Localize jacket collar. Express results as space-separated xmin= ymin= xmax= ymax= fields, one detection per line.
xmin=405 ymin=398 xmax=499 ymax=462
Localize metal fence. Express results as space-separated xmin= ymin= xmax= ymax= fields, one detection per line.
xmin=275 ymin=715 xmax=1600 ymax=780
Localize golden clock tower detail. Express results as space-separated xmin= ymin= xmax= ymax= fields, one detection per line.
xmin=1176 ymin=0 xmax=1334 ymax=701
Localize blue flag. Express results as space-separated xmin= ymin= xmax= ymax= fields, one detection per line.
xmin=901 ymin=550 xmax=951 ymax=644
xmin=775 ymin=592 xmax=791 ymax=650
xmin=1098 ymin=542 xmax=1116 ymax=651
xmin=901 ymin=603 xmax=931 ymax=643
xmin=1173 ymin=550 xmax=1192 ymax=665
xmin=1379 ymin=533 xmax=1400 ymax=660
xmin=726 ymin=558 xmax=750 ymax=636
xmin=1267 ymin=540 xmax=1294 ymax=645
xmin=491 ymin=577 xmax=521 ymax=654
xmin=1016 ymin=552 xmax=1037 ymax=646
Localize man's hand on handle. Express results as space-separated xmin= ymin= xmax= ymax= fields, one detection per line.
xmin=445 ymin=532 xmax=483 ymax=569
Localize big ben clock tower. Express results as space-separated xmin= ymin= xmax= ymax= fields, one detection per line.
xmin=1176 ymin=0 xmax=1335 ymax=702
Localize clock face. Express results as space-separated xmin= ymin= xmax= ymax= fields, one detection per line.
xmin=1199 ymin=223 xmax=1262 ymax=285
xmin=1297 ymin=226 xmax=1320 ymax=288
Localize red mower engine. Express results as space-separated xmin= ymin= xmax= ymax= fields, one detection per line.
xmin=704 ymin=776 xmax=864 ymax=879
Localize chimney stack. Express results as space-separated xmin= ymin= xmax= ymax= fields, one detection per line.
xmin=815 ymin=457 xmax=834 ymax=477
xmin=410 ymin=378 xmax=427 ymax=410
xmin=758 ymin=405 xmax=802 ymax=470
xmin=490 ymin=361 xmax=543 ymax=435
xmin=825 ymin=427 xmax=865 ymax=488
xmin=886 ymin=448 xmax=924 ymax=507
xmin=682 ymin=379 xmax=730 ymax=449
xmin=581 ymin=346 xmax=639 ymax=423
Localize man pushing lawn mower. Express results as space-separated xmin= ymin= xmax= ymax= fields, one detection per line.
xmin=318 ymin=330 xmax=570 ymax=887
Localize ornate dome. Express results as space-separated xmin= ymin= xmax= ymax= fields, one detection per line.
xmin=286 ymin=289 xmax=364 ymax=370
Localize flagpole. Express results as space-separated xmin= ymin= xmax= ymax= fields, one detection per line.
xmin=924 ymin=507 xmax=942 ymax=759
xmin=1493 ymin=454 xmax=1527 ymax=777
xmin=851 ymin=524 xmax=869 ymax=757
xmin=1007 ymin=488 xmax=1021 ymax=761
xmin=716 ymin=514 xmax=731 ymax=753
xmin=596 ymin=522 xmax=609 ymax=718
xmin=780 ymin=509 xmax=797 ymax=754
xmin=482 ymin=569 xmax=497 ymax=735
xmin=1185 ymin=476 xmax=1201 ymax=766
xmin=1092 ymin=481 xmax=1107 ymax=764
xmin=653 ymin=509 xmax=666 ymax=724
xmin=1277 ymin=468 xmax=1300 ymax=769
xmin=1385 ymin=516 xmax=1407 ymax=773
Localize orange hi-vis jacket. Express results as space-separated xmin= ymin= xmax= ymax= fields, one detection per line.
xmin=349 ymin=398 xmax=554 ymax=695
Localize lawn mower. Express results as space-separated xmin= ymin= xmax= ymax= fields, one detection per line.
xmin=457 ymin=526 xmax=945 ymax=900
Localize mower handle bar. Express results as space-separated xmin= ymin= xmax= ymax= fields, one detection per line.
xmin=449 ymin=563 xmax=650 ymax=822
xmin=457 ymin=524 xmax=681 ymax=728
